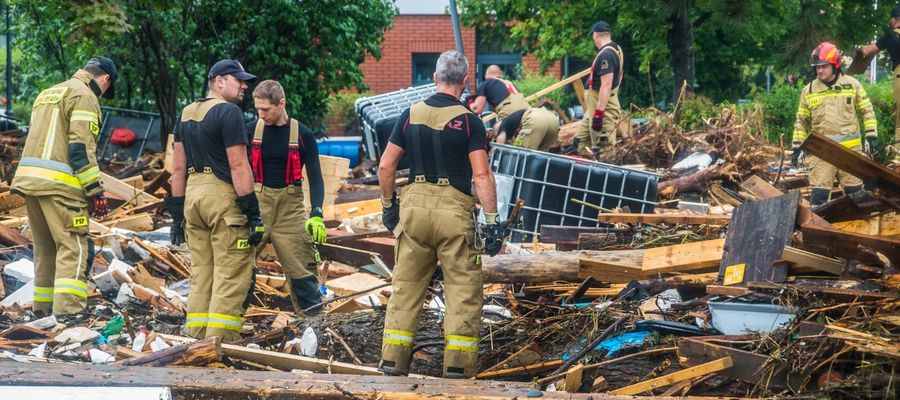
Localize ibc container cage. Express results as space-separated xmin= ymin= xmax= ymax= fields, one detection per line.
xmin=355 ymin=84 xmax=437 ymax=169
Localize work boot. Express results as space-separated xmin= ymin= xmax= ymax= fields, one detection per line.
xmin=290 ymin=275 xmax=323 ymax=315
xmin=378 ymin=359 xmax=407 ymax=376
xmin=843 ymin=184 xmax=863 ymax=196
xmin=809 ymin=187 xmax=830 ymax=207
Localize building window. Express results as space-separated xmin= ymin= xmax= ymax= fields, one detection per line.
xmin=412 ymin=53 xmax=440 ymax=86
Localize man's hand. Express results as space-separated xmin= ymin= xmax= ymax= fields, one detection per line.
xmin=381 ymin=192 xmax=399 ymax=233
xmin=591 ymin=109 xmax=605 ymax=131
xmin=164 ymin=196 xmax=185 ymax=246
xmin=236 ymin=193 xmax=265 ymax=247
xmin=305 ymin=216 xmax=327 ymax=244
xmin=482 ymin=213 xmax=509 ymax=257
xmin=791 ymin=146 xmax=802 ymax=168
xmin=90 ymin=195 xmax=110 ymax=219
xmin=865 ymin=136 xmax=879 ymax=156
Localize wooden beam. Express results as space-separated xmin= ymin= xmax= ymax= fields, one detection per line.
xmin=642 ymin=239 xmax=725 ymax=275
xmin=677 ymin=338 xmax=794 ymax=388
xmin=475 ymin=360 xmax=564 ymax=380
xmin=119 ymin=337 xmax=221 ymax=367
xmin=483 ymin=68 xmax=592 ymax=123
xmin=800 ymin=132 xmax=900 ymax=197
xmin=597 ymin=213 xmax=730 ymax=225
xmin=578 ymin=250 xmax=645 ymax=283
xmin=740 ymin=175 xmax=832 ymax=229
xmin=100 ymin=213 xmax=155 ymax=232
xmin=801 ymin=223 xmax=900 ymax=263
xmin=563 ymin=363 xmax=584 ymax=393
xmin=483 ymin=251 xmax=586 ymax=283
xmin=100 ymin=172 xmax=159 ymax=206
xmin=781 ymin=246 xmax=844 ymax=275
xmin=608 ymin=356 xmax=733 ymax=395
xmin=321 ymin=197 xmax=381 ymax=221
xmin=832 ymin=214 xmax=900 ymax=237
xmin=221 ymin=343 xmax=381 ymax=375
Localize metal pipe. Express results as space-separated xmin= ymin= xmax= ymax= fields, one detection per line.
xmin=5 ymin=4 xmax=12 ymax=120
xmin=448 ymin=0 xmax=470 ymax=93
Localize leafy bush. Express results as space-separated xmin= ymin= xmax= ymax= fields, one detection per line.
xmin=750 ymin=83 xmax=801 ymax=144
xmin=326 ymin=92 xmax=369 ymax=135
xmin=861 ymin=81 xmax=895 ymax=147
xmin=512 ymin=71 xmax=573 ymax=109
xmin=675 ymin=95 xmax=719 ymax=131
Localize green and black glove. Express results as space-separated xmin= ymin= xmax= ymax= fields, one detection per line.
xmin=235 ymin=193 xmax=265 ymax=246
xmin=306 ymin=207 xmax=327 ymax=244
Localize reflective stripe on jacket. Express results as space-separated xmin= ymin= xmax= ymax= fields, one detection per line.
xmin=793 ymin=73 xmax=876 ymax=148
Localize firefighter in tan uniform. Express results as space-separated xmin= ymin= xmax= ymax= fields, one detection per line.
xmin=378 ymin=51 xmax=508 ymax=378
xmin=166 ymin=60 xmax=261 ymax=341
xmin=248 ymin=80 xmax=326 ymax=315
xmin=495 ymin=106 xmax=560 ymax=152
xmin=11 ymin=57 xmax=116 ymax=316
xmin=792 ymin=42 xmax=878 ymax=206
xmin=859 ymin=5 xmax=900 ymax=160
xmin=469 ymin=65 xmax=529 ymax=120
xmin=574 ymin=21 xmax=624 ymax=161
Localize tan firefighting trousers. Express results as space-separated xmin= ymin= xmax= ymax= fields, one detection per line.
xmin=25 ymin=194 xmax=90 ymax=315
xmin=184 ymin=172 xmax=254 ymax=341
xmin=575 ymin=89 xmax=622 ymax=160
xmin=256 ymin=183 xmax=320 ymax=314
xmin=380 ymin=183 xmax=483 ymax=378
xmin=807 ymin=146 xmax=864 ymax=190
xmin=515 ymin=107 xmax=560 ymax=152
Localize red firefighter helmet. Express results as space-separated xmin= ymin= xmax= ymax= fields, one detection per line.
xmin=810 ymin=42 xmax=842 ymax=69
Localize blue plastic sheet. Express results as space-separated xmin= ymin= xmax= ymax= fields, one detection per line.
xmin=594 ymin=331 xmax=654 ymax=356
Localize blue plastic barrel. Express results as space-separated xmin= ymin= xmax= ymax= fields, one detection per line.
xmin=317 ymin=136 xmax=362 ymax=168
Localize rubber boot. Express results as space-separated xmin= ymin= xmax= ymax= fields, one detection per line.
xmin=843 ymin=184 xmax=863 ymax=196
xmin=291 ymin=275 xmax=323 ymax=315
xmin=809 ymin=187 xmax=830 ymax=207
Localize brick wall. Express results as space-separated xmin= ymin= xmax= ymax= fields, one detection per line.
xmin=360 ymin=15 xmax=477 ymax=94
xmin=522 ymin=54 xmax=562 ymax=78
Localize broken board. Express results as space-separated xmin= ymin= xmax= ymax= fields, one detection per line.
xmin=800 ymin=132 xmax=900 ymax=197
xmin=718 ymin=191 xmax=798 ymax=285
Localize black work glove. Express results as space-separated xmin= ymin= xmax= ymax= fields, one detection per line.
xmin=90 ymin=195 xmax=109 ymax=219
xmin=482 ymin=222 xmax=509 ymax=257
xmin=591 ymin=109 xmax=604 ymax=131
xmin=790 ymin=146 xmax=802 ymax=168
xmin=235 ymin=192 xmax=265 ymax=247
xmin=865 ymin=136 xmax=879 ymax=156
xmin=381 ymin=192 xmax=399 ymax=233
xmin=561 ymin=138 xmax=579 ymax=155
xmin=164 ymin=196 xmax=185 ymax=246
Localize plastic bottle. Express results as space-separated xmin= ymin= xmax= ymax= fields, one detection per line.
xmin=131 ymin=328 xmax=148 ymax=352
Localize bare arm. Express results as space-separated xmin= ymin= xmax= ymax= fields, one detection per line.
xmin=469 ymin=149 xmax=497 ymax=214
xmin=226 ymin=144 xmax=254 ymax=196
xmin=171 ymin=142 xmax=188 ymax=196
xmin=861 ymin=43 xmax=880 ymax=58
xmin=597 ymin=73 xmax=613 ymax=112
xmin=470 ymin=96 xmax=487 ymax=115
xmin=379 ymin=142 xmax=405 ymax=197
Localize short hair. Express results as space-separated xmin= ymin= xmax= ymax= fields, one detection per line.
xmin=485 ymin=65 xmax=503 ymax=78
xmin=252 ymin=79 xmax=285 ymax=104
xmin=83 ymin=63 xmax=107 ymax=78
xmin=436 ymin=50 xmax=468 ymax=86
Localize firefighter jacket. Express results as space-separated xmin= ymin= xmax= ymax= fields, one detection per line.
xmin=11 ymin=69 xmax=103 ymax=205
xmin=792 ymin=73 xmax=877 ymax=148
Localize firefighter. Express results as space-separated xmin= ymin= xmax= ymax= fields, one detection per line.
xmin=573 ymin=21 xmax=624 ymax=161
xmin=495 ymin=106 xmax=560 ymax=152
xmin=247 ymin=79 xmax=326 ymax=315
xmin=469 ymin=64 xmax=529 ymax=119
xmin=11 ymin=57 xmax=116 ymax=316
xmin=377 ymin=50 xmax=508 ymax=378
xmin=792 ymin=42 xmax=878 ymax=207
xmin=859 ymin=4 xmax=900 ymax=159
xmin=165 ymin=60 xmax=261 ymax=341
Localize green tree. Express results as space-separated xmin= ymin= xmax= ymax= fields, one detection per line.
xmin=12 ymin=0 xmax=395 ymax=146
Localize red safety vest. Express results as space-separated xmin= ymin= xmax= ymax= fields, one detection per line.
xmin=250 ymin=118 xmax=304 ymax=186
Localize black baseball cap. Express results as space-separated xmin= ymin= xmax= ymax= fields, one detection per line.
xmin=892 ymin=5 xmax=900 ymax=18
xmin=591 ymin=20 xmax=611 ymax=33
xmin=86 ymin=56 xmax=117 ymax=99
xmin=208 ymin=59 xmax=257 ymax=82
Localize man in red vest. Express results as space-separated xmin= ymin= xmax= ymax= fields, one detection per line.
xmin=248 ymin=79 xmax=326 ymax=315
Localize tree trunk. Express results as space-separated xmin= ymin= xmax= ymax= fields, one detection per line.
xmin=481 ymin=252 xmax=589 ymax=283
xmin=667 ymin=0 xmax=695 ymax=101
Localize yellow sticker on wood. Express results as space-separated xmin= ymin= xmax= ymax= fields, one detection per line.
xmin=723 ymin=263 xmax=745 ymax=286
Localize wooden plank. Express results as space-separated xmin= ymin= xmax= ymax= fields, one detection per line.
xmin=832 ymin=214 xmax=900 ymax=237
xmin=563 ymin=363 xmax=584 ymax=393
xmin=484 ymin=251 xmax=587 ymax=283
xmin=801 ymin=223 xmax=900 ymax=264
xmin=578 ymin=250 xmax=646 ymax=283
xmin=576 ymin=232 xmax=617 ymax=250
xmin=303 ymin=155 xmax=350 ymax=210
xmin=100 ymin=213 xmax=155 ymax=232
xmin=120 ymin=337 xmax=221 ymax=367
xmin=475 ymin=360 xmax=564 ymax=379
xmin=540 ymin=225 xmax=624 ymax=245
xmin=0 ymin=192 xmax=25 ymax=212
xmin=597 ymin=213 xmax=730 ymax=225
xmin=800 ymin=132 xmax=900 ymax=197
xmin=815 ymin=192 xmax=887 ymax=223
xmin=781 ymin=246 xmax=844 ymax=275
xmin=0 ymin=362 xmax=615 ymax=399
xmin=608 ymin=356 xmax=733 ymax=395
xmin=677 ymin=338 xmax=793 ymax=388
xmin=642 ymin=239 xmax=725 ymax=274
xmin=740 ymin=175 xmax=831 ymax=229
xmin=120 ymin=175 xmax=145 ymax=190
xmin=100 ymin=172 xmax=159 ymax=206
xmin=322 ymin=198 xmax=382 ymax=222
xmin=221 ymin=343 xmax=380 ymax=375
xmin=705 ymin=285 xmax=751 ymax=296
xmin=319 ymin=243 xmax=380 ymax=268
xmin=718 ymin=192 xmax=797 ymax=285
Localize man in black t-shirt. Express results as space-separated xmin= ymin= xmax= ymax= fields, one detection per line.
xmin=247 ymin=79 xmax=326 ymax=316
xmin=469 ymin=65 xmax=529 ymax=120
xmin=861 ymin=5 xmax=900 ymax=159
xmin=377 ymin=50 xmax=508 ymax=379
xmin=573 ymin=20 xmax=624 ymax=161
xmin=165 ymin=59 xmax=261 ymax=341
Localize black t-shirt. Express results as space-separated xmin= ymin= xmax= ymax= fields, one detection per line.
xmin=246 ymin=120 xmax=325 ymax=209
xmin=589 ymin=42 xmax=622 ymax=91
xmin=388 ymin=93 xmax=488 ymax=195
xmin=876 ymin=28 xmax=900 ymax=69
xmin=498 ymin=108 xmax=526 ymax=138
xmin=174 ymin=98 xmax=248 ymax=184
xmin=475 ymin=78 xmax=513 ymax=109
